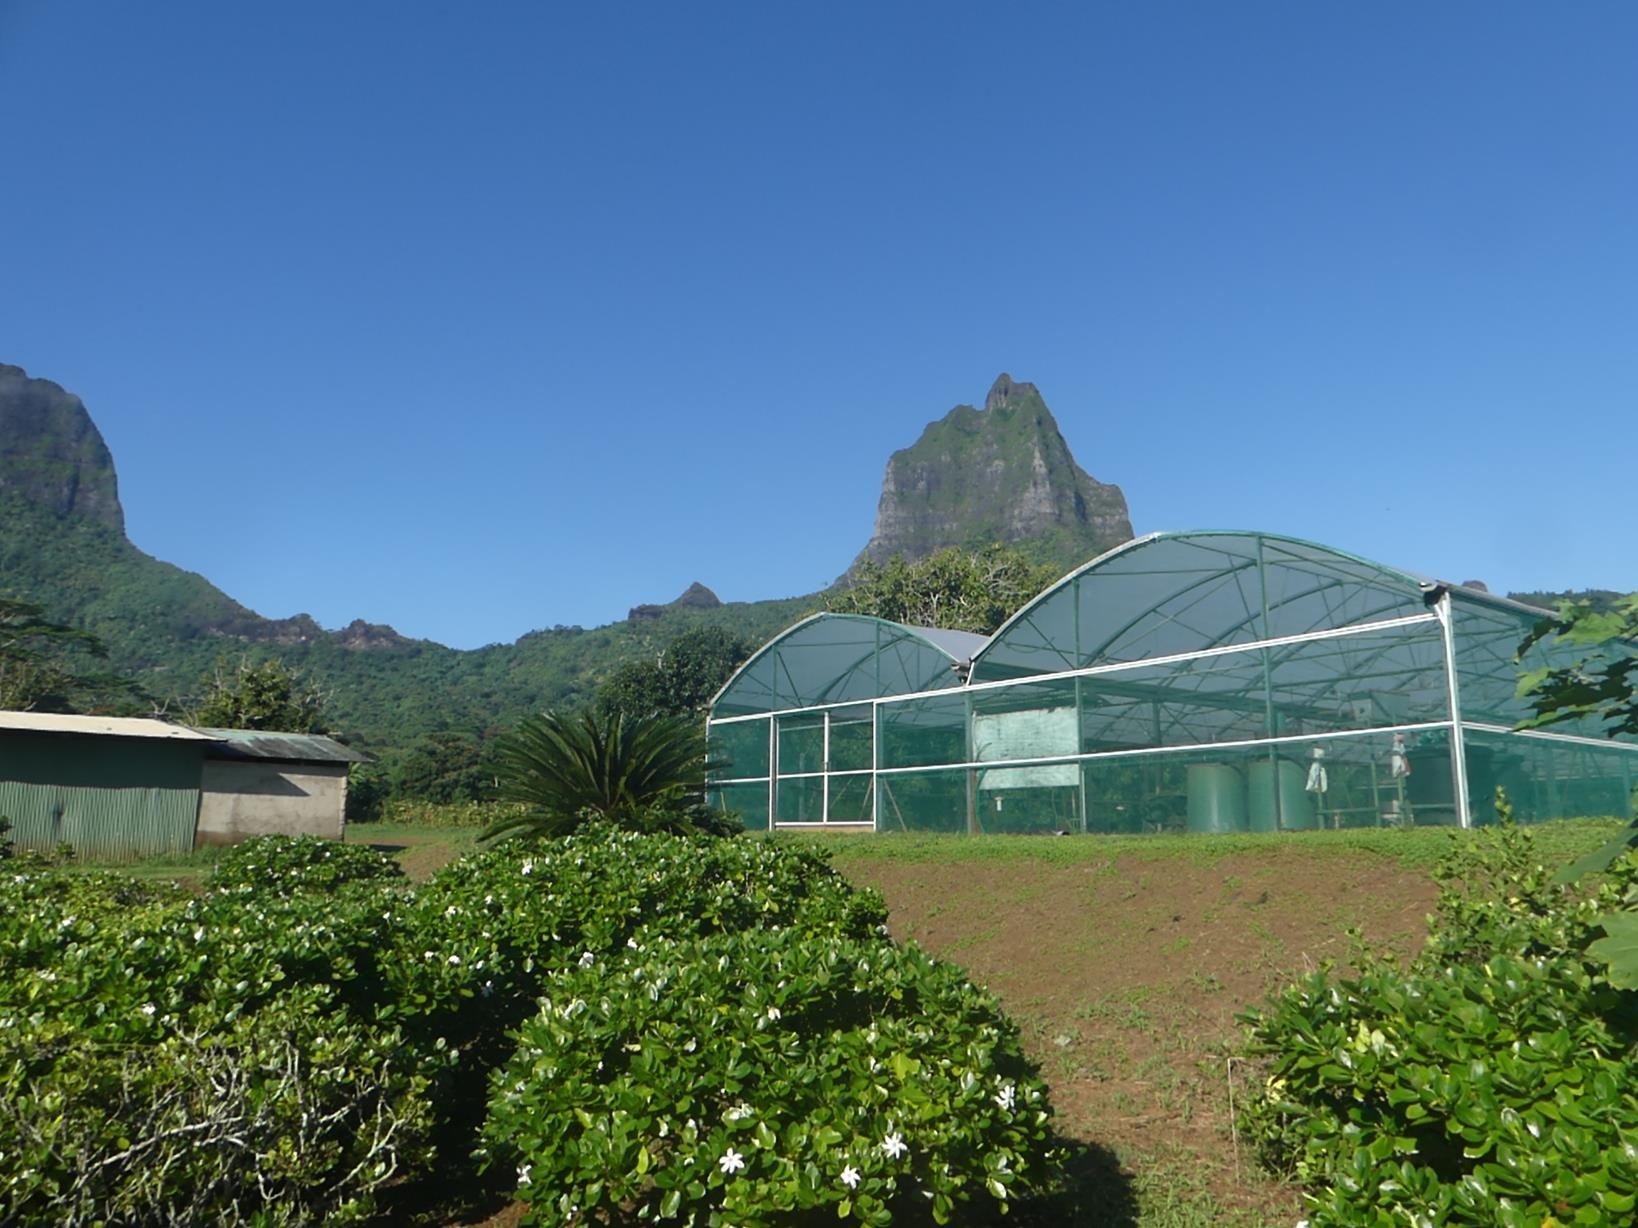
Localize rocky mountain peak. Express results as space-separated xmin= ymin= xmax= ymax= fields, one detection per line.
xmin=627 ymin=580 xmax=723 ymax=624
xmin=853 ymin=374 xmax=1133 ymax=572
xmin=0 ymin=363 xmax=125 ymax=533
xmin=672 ymin=581 xmax=722 ymax=610
xmin=985 ymin=373 xmax=1038 ymax=412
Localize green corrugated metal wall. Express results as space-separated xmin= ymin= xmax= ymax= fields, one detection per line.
xmin=0 ymin=731 xmax=204 ymax=858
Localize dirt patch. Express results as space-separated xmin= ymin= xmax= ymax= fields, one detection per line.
xmin=834 ymin=848 xmax=1439 ymax=1222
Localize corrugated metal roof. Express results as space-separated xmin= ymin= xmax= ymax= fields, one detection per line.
xmin=191 ymin=728 xmax=371 ymax=764
xmin=0 ymin=711 xmax=219 ymax=741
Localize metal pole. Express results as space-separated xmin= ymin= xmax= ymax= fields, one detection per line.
xmin=965 ymin=692 xmax=978 ymax=835
xmin=1256 ymin=537 xmax=1281 ymax=829
xmin=821 ymin=711 xmax=831 ymax=825
xmin=1435 ymin=590 xmax=1472 ymax=828
xmin=871 ymin=703 xmax=880 ymax=832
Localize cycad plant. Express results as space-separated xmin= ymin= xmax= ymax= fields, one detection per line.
xmin=481 ymin=708 xmax=727 ymax=841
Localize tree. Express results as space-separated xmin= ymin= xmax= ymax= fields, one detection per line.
xmin=828 ymin=545 xmax=1062 ymax=635
xmin=0 ymin=598 xmax=137 ymax=713
xmin=190 ymin=656 xmax=328 ymax=733
xmin=1517 ymin=593 xmax=1638 ymax=889
xmin=1517 ymin=593 xmax=1638 ymax=739
xmin=481 ymin=708 xmax=733 ymax=840
xmin=597 ymin=627 xmax=753 ymax=720
xmin=388 ymin=731 xmax=497 ymax=803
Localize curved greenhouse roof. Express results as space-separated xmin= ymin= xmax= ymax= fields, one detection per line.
xmin=711 ymin=613 xmax=987 ymax=717
xmin=971 ymin=531 xmax=1463 ymax=683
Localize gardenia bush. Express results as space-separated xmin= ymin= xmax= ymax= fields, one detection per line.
xmin=0 ymin=828 xmax=1063 ymax=1225
xmin=0 ymin=862 xmax=435 ymax=1225
xmin=484 ymin=928 xmax=1052 ymax=1226
xmin=1239 ymin=824 xmax=1638 ymax=1227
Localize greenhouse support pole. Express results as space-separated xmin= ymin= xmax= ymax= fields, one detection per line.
xmin=965 ymin=691 xmax=979 ymax=835
xmin=1256 ymin=537 xmax=1282 ymax=829
xmin=1434 ymin=589 xmax=1472 ymax=829
xmin=871 ymin=703 xmax=881 ymax=832
xmin=768 ymin=718 xmax=777 ymax=832
xmin=821 ymin=711 xmax=831 ymax=825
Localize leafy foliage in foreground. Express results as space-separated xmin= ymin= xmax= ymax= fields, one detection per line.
xmin=486 ymin=929 xmax=1052 ymax=1227
xmin=206 ymin=831 xmax=406 ymax=893
xmin=1516 ymin=591 xmax=1638 ymax=740
xmin=0 ymin=830 xmax=1059 ymax=1225
xmin=1240 ymin=823 xmax=1638 ymax=1226
xmin=0 ymin=862 xmax=435 ymax=1225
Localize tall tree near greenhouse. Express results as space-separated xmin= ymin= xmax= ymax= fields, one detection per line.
xmin=597 ymin=627 xmax=753 ymax=720
xmin=827 ymin=544 xmax=1062 ymax=635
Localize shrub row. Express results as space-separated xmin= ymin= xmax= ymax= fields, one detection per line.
xmin=1240 ymin=824 xmax=1638 ymax=1226
xmin=0 ymin=830 xmax=1059 ymax=1225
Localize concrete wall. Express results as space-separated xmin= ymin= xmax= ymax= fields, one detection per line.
xmin=196 ymin=759 xmax=347 ymax=845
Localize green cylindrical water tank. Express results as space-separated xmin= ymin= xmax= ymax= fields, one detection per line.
xmin=1186 ymin=764 xmax=1247 ymax=833
xmin=1247 ymin=758 xmax=1316 ymax=831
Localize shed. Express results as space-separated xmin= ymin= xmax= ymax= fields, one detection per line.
xmin=0 ymin=712 xmax=217 ymax=857
xmin=192 ymin=728 xmax=370 ymax=846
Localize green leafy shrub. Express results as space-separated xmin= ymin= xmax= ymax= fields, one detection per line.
xmin=0 ymin=827 xmax=1056 ymax=1226
xmin=377 ymin=798 xmax=530 ymax=828
xmin=482 ymin=930 xmax=1053 ymax=1227
xmin=379 ymin=832 xmax=892 ymax=1171
xmin=0 ymin=863 xmax=437 ymax=1225
xmin=3 ymin=991 xmax=433 ymax=1226
xmin=207 ymin=833 xmax=404 ymax=894
xmin=1240 ymin=824 xmax=1638 ymax=1226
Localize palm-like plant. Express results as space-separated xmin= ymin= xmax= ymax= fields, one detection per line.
xmin=481 ymin=708 xmax=724 ymax=841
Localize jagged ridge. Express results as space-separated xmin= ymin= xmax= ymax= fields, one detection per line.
xmin=855 ymin=373 xmax=1133 ymax=571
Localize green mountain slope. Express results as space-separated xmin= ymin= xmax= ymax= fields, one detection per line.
xmin=0 ymin=488 xmax=809 ymax=746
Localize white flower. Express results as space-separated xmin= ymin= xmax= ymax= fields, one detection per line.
xmin=994 ymin=1084 xmax=1016 ymax=1111
xmin=840 ymin=1165 xmax=861 ymax=1190
xmin=726 ymin=1102 xmax=753 ymax=1122
xmin=578 ymin=951 xmax=596 ymax=969
xmin=521 ymin=860 xmax=534 ymax=876
xmin=139 ymin=1002 xmax=157 ymax=1018
xmin=719 ymin=1148 xmax=746 ymax=1175
xmin=880 ymin=1132 xmax=907 ymax=1160
xmin=448 ymin=954 xmax=463 ymax=966
xmin=765 ymin=1006 xmax=782 ymax=1022
xmin=517 ymin=1163 xmax=532 ymax=1187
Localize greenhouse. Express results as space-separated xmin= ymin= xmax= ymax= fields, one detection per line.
xmin=707 ymin=532 xmax=1638 ymax=835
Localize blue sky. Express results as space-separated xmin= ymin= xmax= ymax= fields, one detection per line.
xmin=2 ymin=3 xmax=1633 ymax=648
